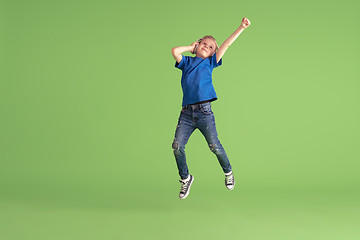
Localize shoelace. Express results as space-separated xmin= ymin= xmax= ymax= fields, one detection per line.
xmin=226 ymin=175 xmax=234 ymax=184
xmin=179 ymin=180 xmax=189 ymax=193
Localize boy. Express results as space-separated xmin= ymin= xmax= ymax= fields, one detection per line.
xmin=171 ymin=17 xmax=251 ymax=199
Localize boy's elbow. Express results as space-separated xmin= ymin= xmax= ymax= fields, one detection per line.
xmin=171 ymin=48 xmax=180 ymax=59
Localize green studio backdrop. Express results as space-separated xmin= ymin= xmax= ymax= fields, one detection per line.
xmin=1 ymin=0 xmax=359 ymax=239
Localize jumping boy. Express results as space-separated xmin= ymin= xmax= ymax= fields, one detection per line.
xmin=171 ymin=17 xmax=251 ymax=199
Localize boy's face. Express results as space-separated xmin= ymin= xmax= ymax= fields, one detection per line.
xmin=196 ymin=38 xmax=216 ymax=59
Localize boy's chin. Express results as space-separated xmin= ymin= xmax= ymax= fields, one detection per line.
xmin=197 ymin=53 xmax=211 ymax=58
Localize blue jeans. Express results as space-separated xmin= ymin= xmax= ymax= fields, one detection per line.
xmin=172 ymin=102 xmax=232 ymax=180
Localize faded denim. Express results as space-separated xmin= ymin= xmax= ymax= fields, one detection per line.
xmin=172 ymin=102 xmax=232 ymax=180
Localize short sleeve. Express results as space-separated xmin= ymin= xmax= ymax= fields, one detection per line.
xmin=175 ymin=55 xmax=190 ymax=70
xmin=210 ymin=52 xmax=222 ymax=68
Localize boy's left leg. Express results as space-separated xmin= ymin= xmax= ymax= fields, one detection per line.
xmin=197 ymin=104 xmax=234 ymax=190
xmin=198 ymin=114 xmax=232 ymax=174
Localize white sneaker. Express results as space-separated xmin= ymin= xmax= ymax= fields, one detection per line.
xmin=225 ymin=172 xmax=235 ymax=190
xmin=179 ymin=175 xmax=194 ymax=199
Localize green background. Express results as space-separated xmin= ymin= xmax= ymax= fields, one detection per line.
xmin=1 ymin=0 xmax=359 ymax=239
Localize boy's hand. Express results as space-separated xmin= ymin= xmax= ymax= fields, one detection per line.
xmin=241 ymin=17 xmax=251 ymax=29
xmin=190 ymin=41 xmax=200 ymax=54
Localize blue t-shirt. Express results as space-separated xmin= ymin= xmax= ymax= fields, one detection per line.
xmin=175 ymin=52 xmax=222 ymax=106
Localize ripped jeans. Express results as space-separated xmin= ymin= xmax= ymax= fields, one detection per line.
xmin=172 ymin=102 xmax=232 ymax=180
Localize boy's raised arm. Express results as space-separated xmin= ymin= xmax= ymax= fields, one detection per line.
xmin=171 ymin=41 xmax=199 ymax=63
xmin=216 ymin=17 xmax=251 ymax=63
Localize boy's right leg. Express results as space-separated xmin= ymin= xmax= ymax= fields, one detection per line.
xmin=172 ymin=109 xmax=196 ymax=180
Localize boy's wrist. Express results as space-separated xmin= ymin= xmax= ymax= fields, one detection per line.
xmin=187 ymin=45 xmax=195 ymax=53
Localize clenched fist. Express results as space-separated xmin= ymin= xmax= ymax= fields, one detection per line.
xmin=241 ymin=17 xmax=251 ymax=29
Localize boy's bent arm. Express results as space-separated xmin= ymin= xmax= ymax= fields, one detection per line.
xmin=216 ymin=17 xmax=251 ymax=63
xmin=171 ymin=41 xmax=199 ymax=63
xmin=172 ymin=46 xmax=192 ymax=63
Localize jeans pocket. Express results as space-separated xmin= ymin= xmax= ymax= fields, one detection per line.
xmin=200 ymin=105 xmax=213 ymax=115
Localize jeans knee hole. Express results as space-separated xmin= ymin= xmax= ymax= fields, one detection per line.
xmin=172 ymin=141 xmax=179 ymax=151
xmin=209 ymin=144 xmax=218 ymax=153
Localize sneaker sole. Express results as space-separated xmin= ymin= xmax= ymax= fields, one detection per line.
xmin=226 ymin=180 xmax=235 ymax=190
xmin=226 ymin=183 xmax=235 ymax=190
xmin=179 ymin=176 xmax=194 ymax=199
